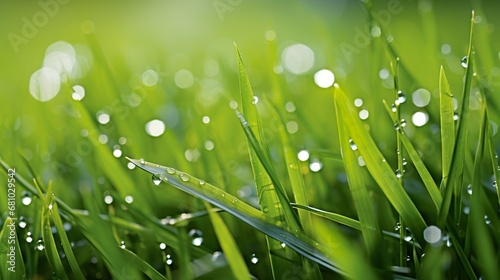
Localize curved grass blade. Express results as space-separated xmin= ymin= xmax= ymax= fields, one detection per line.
xmin=0 ymin=217 xmax=26 ymax=280
xmin=485 ymin=109 xmax=500 ymax=205
xmin=204 ymin=202 xmax=251 ymax=280
xmin=333 ymin=84 xmax=427 ymax=245
xmin=121 ymin=248 xmax=168 ymax=280
xmin=126 ymin=157 xmax=346 ymax=276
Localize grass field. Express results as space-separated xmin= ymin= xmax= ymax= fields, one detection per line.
xmin=1 ymin=0 xmax=500 ymax=279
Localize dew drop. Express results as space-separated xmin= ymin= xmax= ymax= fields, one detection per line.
xmin=349 ymin=139 xmax=358 ymax=151
xmin=19 ymin=221 xmax=27 ymax=228
xmin=179 ymin=173 xmax=190 ymax=182
xmin=250 ymin=254 xmax=259 ymax=264
xmin=140 ymin=158 xmax=145 ymax=165
xmin=280 ymin=243 xmax=286 ymax=248
xmin=125 ymin=196 xmax=134 ymax=204
xmin=120 ymin=241 xmax=126 ymax=249
xmin=104 ymin=195 xmax=113 ymax=205
xmin=166 ymin=255 xmax=173 ymax=266
xmin=395 ymin=169 xmax=403 ymax=178
xmin=395 ymin=223 xmax=401 ymax=231
xmin=22 ymin=196 xmax=32 ymax=206
xmin=423 ymin=225 xmax=442 ymax=244
xmin=396 ymin=90 xmax=406 ymax=104
xmin=454 ymin=113 xmax=459 ymax=121
xmin=199 ymin=180 xmax=205 ymax=186
xmin=36 ymin=240 xmax=45 ymax=251
xmin=297 ymin=150 xmax=310 ymax=161
xmin=159 ymin=243 xmax=167 ymax=250
xmin=166 ymin=167 xmax=176 ymax=174
xmin=212 ymin=251 xmax=226 ymax=266
xmin=252 ymin=96 xmax=259 ymax=104
xmin=467 ymin=184 xmax=472 ymax=195
xmin=461 ymin=56 xmax=468 ymax=68
xmin=406 ymin=255 xmax=411 ymax=262
xmin=484 ymin=215 xmax=491 ymax=225
xmin=262 ymin=206 xmax=269 ymax=213
xmin=391 ymin=103 xmax=397 ymax=112
xmin=189 ymin=229 xmax=203 ymax=246
xmin=152 ymin=174 xmax=163 ymax=186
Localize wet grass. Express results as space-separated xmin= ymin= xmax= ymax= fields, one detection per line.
xmin=1 ymin=2 xmax=500 ymax=280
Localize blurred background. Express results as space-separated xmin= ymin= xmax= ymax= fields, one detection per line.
xmin=1 ymin=0 xmax=500 ymax=278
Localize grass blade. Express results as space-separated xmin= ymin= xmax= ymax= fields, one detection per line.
xmin=438 ymin=12 xmax=475 ymax=226
xmin=333 ymin=84 xmax=427 ymax=245
xmin=335 ymin=96 xmax=386 ymax=266
xmin=204 ymin=202 xmax=251 ymax=280
xmin=439 ymin=66 xmax=456 ymax=185
xmin=126 ymin=157 xmax=346 ymax=275
xmin=382 ymin=100 xmax=442 ymax=212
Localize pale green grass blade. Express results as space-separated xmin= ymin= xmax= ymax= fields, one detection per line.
xmin=35 ymin=182 xmax=69 ymax=280
xmin=0 ymin=217 xmax=26 ymax=280
xmin=333 ymin=84 xmax=427 ymax=245
xmin=126 ymin=157 xmax=346 ymax=275
xmin=439 ymin=66 xmax=455 ymax=184
xmin=438 ymin=12 xmax=475 ymax=226
xmin=382 ymin=100 xmax=442 ymax=211
xmin=335 ymin=97 xmax=385 ymax=264
xmin=204 ymin=202 xmax=251 ymax=280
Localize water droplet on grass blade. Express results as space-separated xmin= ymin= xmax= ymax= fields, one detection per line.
xmin=250 ymin=254 xmax=259 ymax=264
xmin=262 ymin=206 xmax=269 ymax=213
xmin=179 ymin=173 xmax=190 ymax=182
xmin=189 ymin=229 xmax=203 ymax=246
xmin=395 ymin=169 xmax=403 ymax=178
xmin=391 ymin=103 xmax=397 ymax=112
xmin=396 ymin=90 xmax=406 ymax=104
xmin=461 ymin=56 xmax=468 ymax=68
xmin=159 ymin=243 xmax=166 ymax=250
xmin=349 ymin=139 xmax=358 ymax=151
xmin=120 ymin=241 xmax=126 ymax=249
xmin=252 ymin=96 xmax=259 ymax=104
xmin=140 ymin=159 xmax=145 ymax=165
xmin=36 ymin=240 xmax=45 ymax=251
xmin=166 ymin=167 xmax=176 ymax=174
xmin=199 ymin=180 xmax=205 ymax=186
xmin=423 ymin=225 xmax=442 ymax=244
xmin=104 ymin=195 xmax=113 ymax=205
xmin=152 ymin=174 xmax=163 ymax=186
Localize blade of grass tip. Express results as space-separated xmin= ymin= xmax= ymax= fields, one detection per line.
xmin=466 ymin=105 xmax=497 ymax=280
xmin=335 ymin=95 xmax=386 ymax=267
xmin=204 ymin=202 xmax=251 ymax=280
xmin=38 ymin=182 xmax=69 ymax=280
xmin=333 ymin=84 xmax=427 ymax=245
xmin=126 ymin=157 xmax=346 ymax=275
xmin=1 ymin=217 xmax=26 ymax=280
xmin=382 ymin=100 xmax=442 ymax=211
xmin=439 ymin=66 xmax=455 ymax=190
xmin=438 ymin=11 xmax=475 ymax=227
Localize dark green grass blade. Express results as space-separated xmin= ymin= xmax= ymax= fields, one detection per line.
xmin=126 ymin=157 xmax=346 ymax=275
xmin=333 ymin=84 xmax=427 ymax=245
xmin=335 ymin=96 xmax=386 ymax=265
xmin=485 ymin=109 xmax=500 ymax=205
xmin=439 ymin=66 xmax=455 ymax=185
xmin=121 ymin=248 xmax=168 ymax=280
xmin=382 ymin=100 xmax=442 ymax=211
xmin=438 ymin=12 xmax=475 ymax=226
xmin=0 ymin=217 xmax=26 ymax=280
xmin=204 ymin=202 xmax=251 ymax=280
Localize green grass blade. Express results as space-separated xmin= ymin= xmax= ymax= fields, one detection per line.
xmin=439 ymin=66 xmax=455 ymax=185
xmin=485 ymin=109 xmax=500 ymax=205
xmin=382 ymin=100 xmax=442 ymax=211
xmin=291 ymin=203 xmax=361 ymax=230
xmin=51 ymin=201 xmax=86 ymax=280
xmin=438 ymin=12 xmax=475 ymax=226
xmin=467 ymin=106 xmax=497 ymax=280
xmin=204 ymin=202 xmax=251 ymax=280
xmin=121 ymin=248 xmax=168 ymax=280
xmin=126 ymin=157 xmax=346 ymax=275
xmin=335 ymin=97 xmax=386 ymax=264
xmin=333 ymin=84 xmax=427 ymax=245
xmin=0 ymin=217 xmax=26 ymax=280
